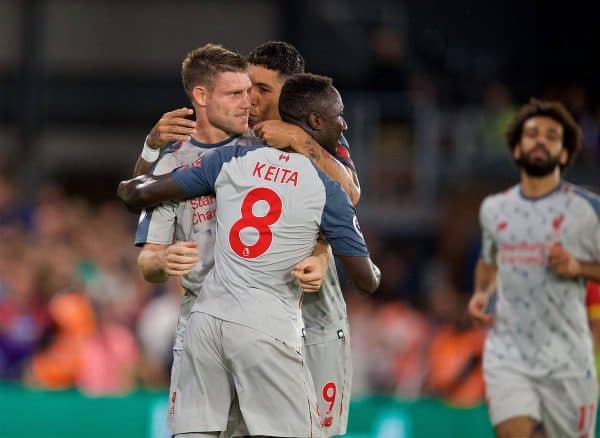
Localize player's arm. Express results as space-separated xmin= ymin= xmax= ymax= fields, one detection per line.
xmin=121 ymin=146 xmax=223 ymax=209
xmin=548 ymin=244 xmax=600 ymax=283
xmin=133 ymin=108 xmax=196 ymax=177
xmin=318 ymin=177 xmax=379 ymax=294
xmin=338 ymin=255 xmax=381 ymax=294
xmin=292 ymin=234 xmax=330 ymax=293
xmin=254 ymin=121 xmax=360 ymax=205
xmin=576 ymin=262 xmax=600 ymax=283
xmin=118 ymin=174 xmax=188 ymax=209
xmin=468 ymin=199 xmax=498 ymax=324
xmin=468 ymin=258 xmax=498 ymax=324
xmin=138 ymin=242 xmax=200 ymax=283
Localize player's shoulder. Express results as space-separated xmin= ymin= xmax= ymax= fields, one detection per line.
xmin=230 ymin=130 xmax=265 ymax=147
xmin=564 ymin=182 xmax=600 ymax=221
xmin=157 ymin=141 xmax=184 ymax=160
xmin=200 ymin=139 xmax=267 ymax=172
xmin=481 ymin=184 xmax=519 ymax=211
xmin=310 ymin=163 xmax=350 ymax=206
xmin=150 ymin=141 xmax=184 ymax=174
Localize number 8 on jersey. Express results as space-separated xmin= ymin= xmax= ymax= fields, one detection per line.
xmin=229 ymin=187 xmax=283 ymax=259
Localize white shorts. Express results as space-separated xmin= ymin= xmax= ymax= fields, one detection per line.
xmin=167 ymin=290 xmax=196 ymax=432
xmin=304 ymin=322 xmax=352 ymax=437
xmin=171 ymin=312 xmax=321 ymax=437
xmin=485 ymin=366 xmax=598 ymax=437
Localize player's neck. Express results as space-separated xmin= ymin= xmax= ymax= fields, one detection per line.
xmin=193 ymin=111 xmax=235 ymax=144
xmin=519 ymin=169 xmax=561 ymax=198
xmin=192 ymin=124 xmax=233 ymax=144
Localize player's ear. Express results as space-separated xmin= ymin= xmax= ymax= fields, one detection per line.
xmin=559 ymin=148 xmax=568 ymax=166
xmin=308 ymin=112 xmax=321 ymax=131
xmin=192 ymin=86 xmax=208 ymax=107
xmin=512 ymin=144 xmax=521 ymax=160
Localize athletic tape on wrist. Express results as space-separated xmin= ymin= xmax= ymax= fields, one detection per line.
xmin=141 ymin=141 xmax=160 ymax=162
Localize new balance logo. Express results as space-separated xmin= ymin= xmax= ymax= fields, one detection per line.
xmin=278 ymin=153 xmax=290 ymax=162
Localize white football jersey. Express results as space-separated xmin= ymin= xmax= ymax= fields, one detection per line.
xmin=481 ymin=182 xmax=600 ymax=378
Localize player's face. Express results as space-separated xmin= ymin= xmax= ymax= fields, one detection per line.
xmin=316 ymin=87 xmax=347 ymax=154
xmin=206 ymin=71 xmax=251 ymax=135
xmin=513 ymin=116 xmax=568 ymax=177
xmin=248 ymin=64 xmax=285 ymax=126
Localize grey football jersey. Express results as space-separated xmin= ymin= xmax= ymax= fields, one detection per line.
xmin=481 ymin=183 xmax=600 ymax=378
xmin=301 ymin=247 xmax=348 ymax=330
xmin=135 ymin=134 xmax=262 ymax=294
xmin=301 ymin=135 xmax=356 ymax=332
xmin=171 ymin=144 xmax=369 ymax=351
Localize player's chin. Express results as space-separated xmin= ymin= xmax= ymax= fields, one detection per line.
xmin=232 ymin=117 xmax=249 ymax=132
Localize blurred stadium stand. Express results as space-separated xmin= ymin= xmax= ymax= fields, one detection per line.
xmin=1 ymin=1 xmax=599 ymax=436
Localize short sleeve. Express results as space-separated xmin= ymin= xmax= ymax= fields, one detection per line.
xmin=319 ymin=177 xmax=368 ymax=257
xmin=171 ymin=148 xmax=223 ymax=197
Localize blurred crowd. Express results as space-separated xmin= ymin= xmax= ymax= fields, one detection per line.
xmin=0 ymin=176 xmax=180 ymax=395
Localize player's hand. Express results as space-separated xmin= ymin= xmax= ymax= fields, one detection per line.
xmin=468 ymin=290 xmax=493 ymax=325
xmin=164 ymin=241 xmax=200 ymax=276
xmin=146 ymin=108 xmax=196 ymax=149
xmin=548 ymin=243 xmax=581 ymax=277
xmin=253 ymin=120 xmax=304 ymax=150
xmin=291 ymin=255 xmax=328 ymax=293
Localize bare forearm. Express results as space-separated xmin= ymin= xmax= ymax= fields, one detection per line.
xmin=292 ymin=133 xmax=360 ymax=206
xmin=118 ymin=174 xmax=187 ymax=209
xmin=577 ymin=261 xmax=600 ymax=283
xmin=312 ymin=234 xmax=329 ymax=257
xmin=138 ymin=248 xmax=168 ymax=283
xmin=311 ymin=235 xmax=330 ymax=267
xmin=133 ymin=156 xmax=154 ymax=178
xmin=338 ymin=255 xmax=380 ymax=294
xmin=474 ymin=259 xmax=497 ymax=294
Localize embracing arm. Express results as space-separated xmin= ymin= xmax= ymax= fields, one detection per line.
xmin=254 ymin=121 xmax=360 ymax=205
xmin=118 ymin=174 xmax=189 ymax=209
xmin=138 ymin=242 xmax=200 ymax=283
xmin=138 ymin=243 xmax=170 ymax=283
xmin=133 ymin=156 xmax=155 ymax=179
xmin=133 ymin=108 xmax=196 ymax=177
xmin=300 ymin=134 xmax=361 ymax=206
xmin=291 ymin=234 xmax=330 ymax=293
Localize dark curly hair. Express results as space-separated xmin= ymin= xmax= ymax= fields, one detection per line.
xmin=506 ymin=98 xmax=582 ymax=169
xmin=278 ymin=73 xmax=334 ymax=123
xmin=247 ymin=41 xmax=305 ymax=77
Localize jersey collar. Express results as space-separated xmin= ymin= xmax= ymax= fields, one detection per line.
xmin=518 ymin=181 xmax=564 ymax=201
xmin=189 ymin=135 xmax=239 ymax=149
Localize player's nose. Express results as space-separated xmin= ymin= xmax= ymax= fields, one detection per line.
xmin=242 ymin=89 xmax=252 ymax=109
xmin=249 ymin=87 xmax=259 ymax=106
